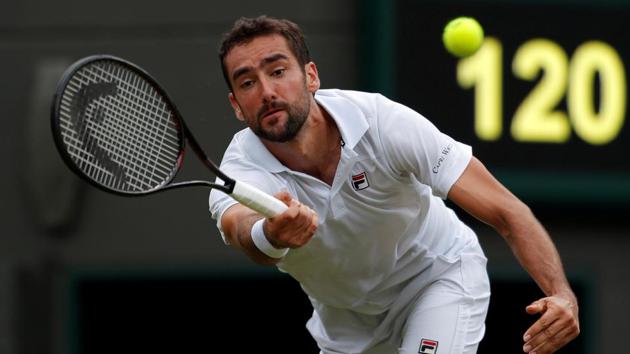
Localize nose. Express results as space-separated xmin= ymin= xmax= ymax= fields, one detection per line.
xmin=259 ymin=77 xmax=277 ymax=104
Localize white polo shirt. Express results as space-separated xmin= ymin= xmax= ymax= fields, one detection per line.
xmin=209 ymin=89 xmax=479 ymax=315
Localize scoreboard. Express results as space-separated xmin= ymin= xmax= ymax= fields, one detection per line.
xmin=360 ymin=0 xmax=630 ymax=204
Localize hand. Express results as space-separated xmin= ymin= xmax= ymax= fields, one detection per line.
xmin=263 ymin=191 xmax=318 ymax=249
xmin=522 ymin=295 xmax=580 ymax=353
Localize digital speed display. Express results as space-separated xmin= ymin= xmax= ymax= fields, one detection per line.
xmin=378 ymin=1 xmax=630 ymax=204
xmin=458 ymin=37 xmax=624 ymax=146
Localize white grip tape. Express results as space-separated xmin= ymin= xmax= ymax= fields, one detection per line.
xmin=250 ymin=219 xmax=289 ymax=259
xmin=230 ymin=181 xmax=288 ymax=218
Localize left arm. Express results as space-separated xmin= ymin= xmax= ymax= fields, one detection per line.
xmin=448 ymin=156 xmax=580 ymax=354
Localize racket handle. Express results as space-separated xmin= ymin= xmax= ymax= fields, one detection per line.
xmin=231 ymin=181 xmax=288 ymax=218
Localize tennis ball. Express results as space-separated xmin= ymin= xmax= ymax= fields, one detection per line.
xmin=442 ymin=17 xmax=484 ymax=58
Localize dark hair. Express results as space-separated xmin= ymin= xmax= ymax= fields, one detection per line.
xmin=218 ymin=15 xmax=311 ymax=91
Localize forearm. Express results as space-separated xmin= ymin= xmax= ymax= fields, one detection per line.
xmin=501 ymin=203 xmax=575 ymax=300
xmin=222 ymin=205 xmax=281 ymax=265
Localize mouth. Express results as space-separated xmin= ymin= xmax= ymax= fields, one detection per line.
xmin=259 ymin=107 xmax=285 ymax=123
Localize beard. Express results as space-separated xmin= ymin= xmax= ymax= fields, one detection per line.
xmin=249 ymin=88 xmax=311 ymax=143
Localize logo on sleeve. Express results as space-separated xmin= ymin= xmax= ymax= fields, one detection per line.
xmin=432 ymin=143 xmax=453 ymax=174
xmin=418 ymin=338 xmax=438 ymax=354
xmin=351 ymin=172 xmax=370 ymax=191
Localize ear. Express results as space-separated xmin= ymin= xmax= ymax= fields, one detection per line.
xmin=305 ymin=62 xmax=321 ymax=93
xmin=228 ymin=92 xmax=245 ymax=121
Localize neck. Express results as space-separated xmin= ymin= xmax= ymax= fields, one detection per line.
xmin=262 ymin=99 xmax=341 ymax=185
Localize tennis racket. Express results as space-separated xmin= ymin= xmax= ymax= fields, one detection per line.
xmin=51 ymin=54 xmax=287 ymax=218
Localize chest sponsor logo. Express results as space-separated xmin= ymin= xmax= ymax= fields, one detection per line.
xmin=418 ymin=338 xmax=438 ymax=354
xmin=350 ymin=171 xmax=370 ymax=191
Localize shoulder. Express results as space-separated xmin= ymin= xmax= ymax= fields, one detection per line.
xmin=315 ymin=88 xmax=404 ymax=139
xmin=219 ymin=130 xmax=255 ymax=170
xmin=222 ymin=129 xmax=281 ymax=170
xmin=316 ymin=89 xmax=421 ymax=128
xmin=315 ymin=89 xmax=394 ymax=115
xmin=222 ymin=128 xmax=252 ymax=162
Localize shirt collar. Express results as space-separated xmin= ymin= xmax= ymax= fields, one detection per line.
xmin=314 ymin=89 xmax=369 ymax=150
xmin=240 ymin=89 xmax=369 ymax=173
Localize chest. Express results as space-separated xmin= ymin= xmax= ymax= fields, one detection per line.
xmin=287 ymin=148 xmax=422 ymax=222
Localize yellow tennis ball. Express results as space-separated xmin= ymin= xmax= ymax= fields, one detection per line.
xmin=443 ymin=17 xmax=484 ymax=58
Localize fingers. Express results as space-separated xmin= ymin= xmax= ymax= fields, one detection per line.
xmin=523 ymin=315 xmax=560 ymax=353
xmin=523 ymin=296 xmax=580 ymax=353
xmin=525 ymin=325 xmax=577 ymax=354
xmin=265 ymin=196 xmax=318 ymax=249
xmin=289 ymin=199 xmax=315 ymax=229
xmin=524 ymin=302 xmax=553 ymax=341
xmin=273 ymin=190 xmax=293 ymax=206
xmin=288 ymin=200 xmax=318 ymax=244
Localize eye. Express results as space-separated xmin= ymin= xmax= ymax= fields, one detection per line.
xmin=271 ymin=68 xmax=286 ymax=77
xmin=239 ymin=79 xmax=255 ymax=89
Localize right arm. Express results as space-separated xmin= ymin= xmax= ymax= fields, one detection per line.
xmin=220 ymin=191 xmax=318 ymax=265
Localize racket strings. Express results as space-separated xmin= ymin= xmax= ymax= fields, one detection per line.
xmin=62 ymin=71 xmax=168 ymax=190
xmin=92 ymin=66 xmax=176 ymax=183
xmin=58 ymin=60 xmax=181 ymax=192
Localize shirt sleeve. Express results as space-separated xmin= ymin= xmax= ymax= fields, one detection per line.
xmin=376 ymin=94 xmax=472 ymax=199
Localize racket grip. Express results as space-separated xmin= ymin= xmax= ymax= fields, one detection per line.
xmin=230 ymin=181 xmax=288 ymax=218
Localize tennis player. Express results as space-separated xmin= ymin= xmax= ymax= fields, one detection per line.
xmin=209 ymin=16 xmax=579 ymax=354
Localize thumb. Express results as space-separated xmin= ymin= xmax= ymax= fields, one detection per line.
xmin=526 ymin=298 xmax=547 ymax=315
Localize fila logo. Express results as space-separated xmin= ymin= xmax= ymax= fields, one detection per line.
xmin=418 ymin=338 xmax=438 ymax=354
xmin=351 ymin=172 xmax=370 ymax=191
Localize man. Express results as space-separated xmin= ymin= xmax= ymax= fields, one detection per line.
xmin=209 ymin=15 xmax=579 ymax=354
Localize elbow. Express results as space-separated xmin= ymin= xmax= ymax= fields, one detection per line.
xmin=495 ymin=198 xmax=533 ymax=240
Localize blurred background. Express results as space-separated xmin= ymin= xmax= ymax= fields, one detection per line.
xmin=2 ymin=0 xmax=629 ymax=352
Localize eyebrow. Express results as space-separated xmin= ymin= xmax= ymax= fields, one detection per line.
xmin=231 ymin=53 xmax=290 ymax=82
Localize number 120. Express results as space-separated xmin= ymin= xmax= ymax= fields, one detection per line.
xmin=457 ymin=37 xmax=626 ymax=145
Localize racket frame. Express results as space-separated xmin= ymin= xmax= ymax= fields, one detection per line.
xmin=51 ymin=54 xmax=237 ymax=197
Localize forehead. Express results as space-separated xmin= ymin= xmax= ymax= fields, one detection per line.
xmin=224 ymin=34 xmax=296 ymax=73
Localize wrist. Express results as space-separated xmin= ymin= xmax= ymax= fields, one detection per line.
xmin=251 ymin=219 xmax=289 ymax=259
xmin=555 ymin=289 xmax=578 ymax=304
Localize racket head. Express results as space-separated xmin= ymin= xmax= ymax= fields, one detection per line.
xmin=51 ymin=55 xmax=186 ymax=196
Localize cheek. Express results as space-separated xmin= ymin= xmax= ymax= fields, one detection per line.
xmin=234 ymin=95 xmax=255 ymax=114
